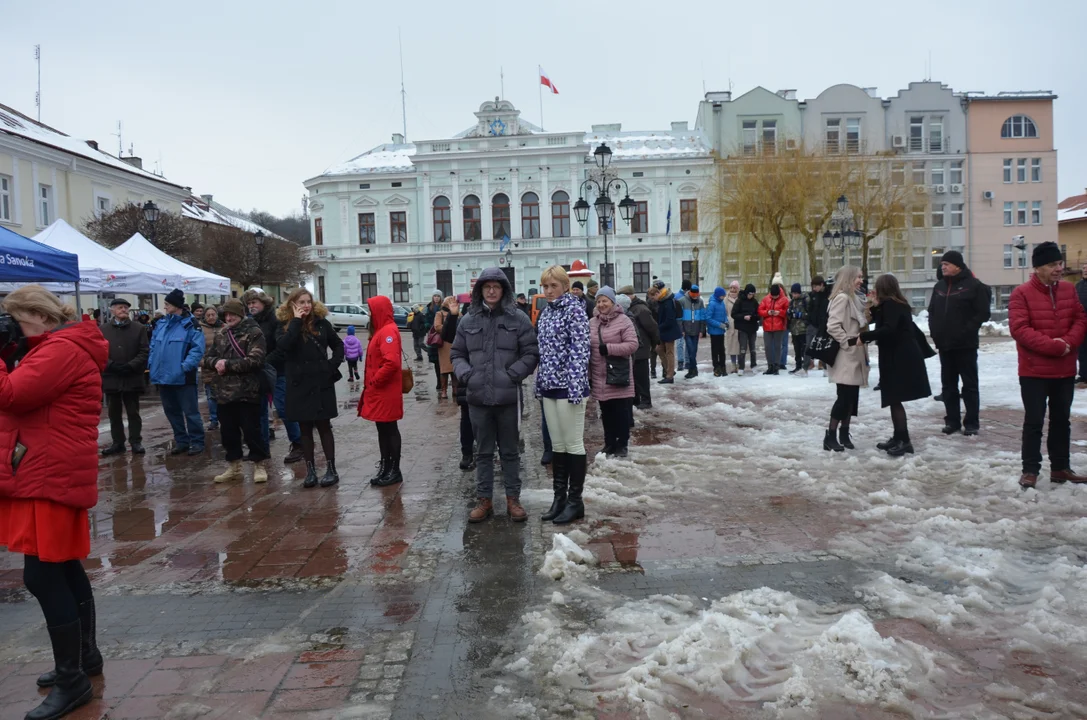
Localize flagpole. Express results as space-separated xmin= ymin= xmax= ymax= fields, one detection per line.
xmin=538 ymin=66 xmax=544 ymax=131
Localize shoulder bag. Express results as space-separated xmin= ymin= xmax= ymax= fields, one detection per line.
xmin=227 ymin=329 xmax=276 ymax=393
xmin=806 ymin=328 xmax=840 ymax=366
xmin=400 ymin=350 xmax=414 ymax=394
xmin=598 ymin=325 xmax=630 ymax=386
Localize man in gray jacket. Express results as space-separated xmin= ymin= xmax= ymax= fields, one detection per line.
xmin=452 ymin=267 xmax=539 ymax=524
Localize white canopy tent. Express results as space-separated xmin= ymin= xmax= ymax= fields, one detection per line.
xmin=114 ymin=233 xmax=231 ymax=295
xmin=31 ymin=220 xmax=182 ymax=293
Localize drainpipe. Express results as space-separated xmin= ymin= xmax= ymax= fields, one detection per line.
xmin=964 ymin=98 xmax=973 ymax=270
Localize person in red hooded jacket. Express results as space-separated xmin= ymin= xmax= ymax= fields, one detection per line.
xmin=0 ymin=285 xmax=108 ymax=720
xmin=758 ymin=283 xmax=790 ymax=375
xmin=357 ymin=295 xmax=405 ymax=487
xmin=1009 ymin=241 xmax=1087 ymax=489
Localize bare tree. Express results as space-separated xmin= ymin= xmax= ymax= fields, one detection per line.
xmin=841 ymin=154 xmax=911 ymax=284
xmin=192 ymin=223 xmax=312 ymax=289
xmin=82 ymin=203 xmax=199 ymax=258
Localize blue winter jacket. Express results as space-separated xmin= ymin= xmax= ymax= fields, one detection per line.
xmin=656 ymin=290 xmax=682 ymax=343
xmin=706 ymin=288 xmax=730 ymax=336
xmin=148 ymin=312 xmax=205 ymax=386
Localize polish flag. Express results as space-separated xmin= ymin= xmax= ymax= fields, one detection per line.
xmin=539 ymin=67 xmax=559 ymax=94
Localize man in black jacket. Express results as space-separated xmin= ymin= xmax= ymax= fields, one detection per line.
xmin=927 ymin=251 xmax=991 ymax=436
xmin=805 ymin=276 xmax=829 ymax=372
xmin=101 ymin=299 xmax=150 ymax=456
xmin=620 ymin=285 xmax=660 ymax=409
xmin=244 ymin=288 xmax=303 ymax=463
xmin=1076 ymin=262 xmax=1087 ymax=384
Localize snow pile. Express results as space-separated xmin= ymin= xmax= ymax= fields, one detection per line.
xmin=539 ymin=533 xmax=596 ymax=581
xmin=913 ymin=309 xmax=1008 ymax=337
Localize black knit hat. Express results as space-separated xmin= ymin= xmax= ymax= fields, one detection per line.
xmin=164 ymin=288 xmax=185 ymax=308
xmin=1032 ymin=241 xmax=1063 ymax=268
xmin=941 ymin=250 xmax=966 ymax=270
xmin=744 ymin=283 xmax=756 ymax=294
xmin=572 ymin=281 xmax=584 ymax=290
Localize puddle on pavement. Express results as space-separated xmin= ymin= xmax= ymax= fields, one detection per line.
xmin=630 ymin=425 xmax=677 ymax=446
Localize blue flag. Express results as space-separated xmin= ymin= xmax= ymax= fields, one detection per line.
xmin=666 ymin=200 xmax=672 ymax=236
xmin=499 ymin=235 xmax=511 ymax=251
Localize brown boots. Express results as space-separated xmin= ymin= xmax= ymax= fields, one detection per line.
xmin=467 ymin=497 xmax=526 ymax=523
xmin=506 ymin=496 xmax=527 ymax=522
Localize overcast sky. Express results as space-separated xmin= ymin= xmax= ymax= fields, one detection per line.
xmin=2 ymin=0 xmax=1083 ymax=217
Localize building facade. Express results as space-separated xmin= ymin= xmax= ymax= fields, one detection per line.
xmin=0 ymin=102 xmax=188 ymax=237
xmin=301 ymin=99 xmax=712 ymax=306
xmin=1058 ymin=189 xmax=1087 ymax=277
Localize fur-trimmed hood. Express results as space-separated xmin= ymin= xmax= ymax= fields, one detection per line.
xmin=275 ymin=299 xmax=329 ymax=326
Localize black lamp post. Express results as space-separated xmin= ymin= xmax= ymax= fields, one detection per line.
xmin=142 ymin=200 xmax=160 ymax=243
xmin=254 ymin=230 xmax=265 ymax=288
xmin=1013 ymin=235 xmax=1028 ymax=285
xmin=821 ymin=194 xmax=863 ymax=283
xmin=574 ymin=142 xmax=636 ymax=288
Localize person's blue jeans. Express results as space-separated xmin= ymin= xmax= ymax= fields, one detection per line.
xmin=159 ymin=384 xmax=204 ymax=449
xmin=273 ymin=374 xmax=301 ymax=444
xmin=779 ymin=334 xmax=789 ymax=368
xmin=676 ymin=334 xmax=687 ymax=368
xmin=204 ymin=384 xmax=218 ymax=425
xmin=684 ymin=335 xmax=699 ymax=372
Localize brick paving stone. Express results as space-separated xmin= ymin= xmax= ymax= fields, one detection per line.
xmin=280 ymin=661 xmax=362 ymax=690
xmin=268 ymin=686 xmax=352 ymax=713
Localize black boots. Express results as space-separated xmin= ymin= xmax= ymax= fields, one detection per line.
xmin=320 ymin=461 xmax=340 ymax=488
xmin=876 ymin=436 xmax=897 ymax=451
xmin=37 ymin=600 xmax=102 ymax=688
xmin=26 ymin=621 xmax=92 ymax=720
xmin=542 ymin=452 xmax=568 ymax=521
xmin=303 ymin=461 xmax=319 ymax=488
xmin=375 ymin=457 xmax=403 ymax=487
xmin=459 ymin=453 xmax=474 ymax=470
xmin=553 ymin=454 xmax=586 ymax=524
xmin=101 ymin=443 xmax=125 ymax=457
xmin=838 ymin=426 xmax=854 ymax=450
xmin=370 ymin=458 xmax=388 ymax=485
xmin=887 ymin=437 xmax=915 ymax=457
xmin=823 ymin=429 xmax=844 ymax=452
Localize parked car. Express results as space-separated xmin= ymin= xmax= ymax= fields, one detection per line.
xmin=393 ymin=305 xmax=412 ymax=330
xmin=325 ymin=303 xmax=370 ymax=330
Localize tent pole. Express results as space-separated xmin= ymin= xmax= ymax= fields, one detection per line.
xmin=75 ymin=282 xmax=82 ymax=316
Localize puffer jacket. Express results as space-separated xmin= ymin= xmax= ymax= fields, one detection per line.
xmin=627 ymin=296 xmax=659 ymax=361
xmin=656 ymin=289 xmax=682 ymax=342
xmin=677 ymin=293 xmax=707 ymax=336
xmin=148 ymin=312 xmax=204 ymax=386
xmin=201 ymin=317 xmax=266 ymax=404
xmin=589 ymin=304 xmax=639 ymax=402
xmin=358 ymin=296 xmax=403 ymax=422
xmin=250 ymin=305 xmax=283 ymax=372
xmin=705 ymin=289 xmax=729 ymax=336
xmin=788 ymin=295 xmax=810 ymax=337
xmin=758 ymin=292 xmax=790 ymax=333
xmin=534 ymin=292 xmax=590 ymax=402
xmin=0 ymin=320 xmax=108 ymax=509
xmin=927 ymin=267 xmax=991 ymax=351
xmin=1009 ymin=274 xmax=1087 ymax=379
xmin=450 ymin=267 xmax=539 ymax=407
xmin=731 ymin=287 xmax=761 ymax=334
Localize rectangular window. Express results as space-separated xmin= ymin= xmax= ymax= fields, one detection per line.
xmin=0 ymin=175 xmax=9 ymax=221
xmin=435 ymin=269 xmax=453 ymax=299
xmin=931 ymin=164 xmax=945 ymax=186
xmin=358 ymin=213 xmax=375 ymax=244
xmin=38 ymin=184 xmax=52 ymax=226
xmin=314 ymin=217 xmax=323 ymax=245
xmin=464 ymin=198 xmax=482 ymax=240
xmin=931 ymin=203 xmax=945 ymax=228
xmin=1017 ymin=158 xmax=1027 ymax=183
xmin=95 ymin=196 xmax=111 ymax=217
xmin=909 ymin=116 xmax=924 ymax=152
xmin=825 ymin=118 xmax=841 ymax=154
xmin=390 ymin=211 xmax=407 ymax=243
xmin=911 ymin=162 xmax=926 ymax=186
xmin=846 ymin=117 xmax=861 ymax=153
xmin=1031 ymin=158 xmax=1041 ymax=182
xmin=317 ymin=276 xmax=326 ymax=304
xmin=910 ymin=289 xmax=928 ymax=308
xmin=929 ymin=117 xmax=944 ymax=152
xmin=950 ymin=161 xmax=963 ymax=185
xmin=742 ymin=120 xmax=758 ymax=156
xmin=680 ymin=199 xmax=698 ymax=232
xmin=912 ymin=247 xmax=927 ymax=271
xmin=1017 ymin=201 xmax=1028 ymax=226
xmin=392 ymin=271 xmax=410 ymax=303
xmin=1003 ymin=159 xmax=1013 ymax=184
xmin=1032 ymin=201 xmax=1042 ymax=225
xmin=910 ymin=204 xmax=926 ymax=228
xmin=1003 ymin=244 xmax=1013 ymax=269
xmin=725 ymin=252 xmax=740 ymax=277
xmin=869 ymin=247 xmax=883 ymax=273
xmin=681 ymin=260 xmax=695 ymax=285
xmin=521 ymin=197 xmax=540 ymax=239
xmin=359 ymin=183 xmax=370 ymax=189
xmin=745 ymin=254 xmax=761 ymax=279
xmin=893 ymin=246 xmax=907 ymax=272
xmin=1019 ymin=246 xmax=1028 ymax=268
xmin=551 ymin=194 xmax=570 ymax=238
xmin=1003 ymin=202 xmax=1013 ymax=226
xmin=632 ymin=262 xmax=650 ymax=293
xmin=761 ymin=120 xmax=777 ymax=154
xmin=632 ymin=201 xmax=649 ymax=234
xmin=599 ymin=263 xmax=615 ymax=288
xmin=360 ymin=273 xmax=378 ymax=302
xmin=891 ymin=162 xmax=905 ymax=186
xmin=951 ymin=203 xmax=964 ymax=227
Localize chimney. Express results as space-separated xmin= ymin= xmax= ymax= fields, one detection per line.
xmin=590 ymin=123 xmax=622 ymax=133
xmin=391 ymin=133 xmax=405 ymax=144
xmin=85 ymin=140 xmax=99 ymax=150
xmin=863 ymin=87 xmax=879 ymax=98
xmin=201 ymin=194 xmax=213 ymax=204
xmin=120 ymin=156 xmax=143 ymax=170
xmin=671 ymin=121 xmax=689 ymax=132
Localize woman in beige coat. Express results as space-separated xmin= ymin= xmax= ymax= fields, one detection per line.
xmin=824 ymin=265 xmax=869 ymax=452
xmin=724 ymin=281 xmax=741 ymax=373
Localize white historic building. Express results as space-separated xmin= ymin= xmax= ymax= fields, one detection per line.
xmin=301 ymin=99 xmax=712 ymax=306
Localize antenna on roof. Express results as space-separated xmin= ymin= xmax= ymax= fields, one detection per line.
xmin=701 ymin=60 xmax=706 ymax=95
xmin=34 ymin=45 xmax=41 ymax=122
xmin=398 ymin=28 xmax=407 ymax=141
xmin=500 ymin=66 xmax=505 ymax=100
xmin=301 ymin=195 xmax=309 ymax=218
xmin=112 ymin=121 xmax=122 ymax=157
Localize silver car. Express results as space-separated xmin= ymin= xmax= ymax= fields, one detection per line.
xmin=325 ymin=303 xmax=370 ymax=330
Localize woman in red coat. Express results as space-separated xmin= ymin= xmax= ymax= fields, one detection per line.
xmin=357 ymin=296 xmax=405 ymax=487
xmin=0 ymin=285 xmax=108 ymax=720
xmin=758 ymin=284 xmax=790 ymax=375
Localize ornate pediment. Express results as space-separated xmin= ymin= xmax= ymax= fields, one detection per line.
xmin=308 ymin=199 xmax=325 ymax=211
xmin=678 ymin=182 xmax=700 ymax=194
xmin=630 ymin=183 xmax=652 ymax=195
xmin=384 ymin=193 xmax=411 ymax=206
xmin=353 ymin=195 xmax=379 ymax=207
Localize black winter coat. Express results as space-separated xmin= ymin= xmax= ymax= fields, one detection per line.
xmin=927 ymin=268 xmax=991 ymax=351
xmin=807 ymin=288 xmax=830 ymax=331
xmin=275 ymin=317 xmax=344 ymax=422
xmin=627 ymin=296 xmax=660 ymax=360
xmin=730 ymin=296 xmax=762 ymax=334
xmin=861 ymin=300 xmax=931 ymax=408
xmin=1076 ymin=279 xmax=1087 ymax=313
xmin=251 ymin=306 xmax=283 ymax=372
xmin=101 ymin=320 xmax=149 ymax=393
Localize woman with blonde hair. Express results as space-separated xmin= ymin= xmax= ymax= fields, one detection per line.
xmin=272 ymin=288 xmax=344 ymax=488
xmin=0 ymin=285 xmax=107 ymax=719
xmin=823 ymin=266 xmax=869 ymax=451
xmin=432 ymin=295 xmax=459 ymax=398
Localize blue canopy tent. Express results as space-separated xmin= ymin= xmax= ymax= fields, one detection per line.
xmin=0 ymin=225 xmax=82 ymax=311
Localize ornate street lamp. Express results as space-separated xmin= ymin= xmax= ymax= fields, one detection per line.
xmin=142 ymin=200 xmax=160 ymax=242
xmin=593 ymin=143 xmax=613 ymax=170
xmin=254 ymin=230 xmax=265 ymax=287
xmin=575 ymin=142 xmax=634 ymax=288
xmin=573 ymin=197 xmax=591 ymax=225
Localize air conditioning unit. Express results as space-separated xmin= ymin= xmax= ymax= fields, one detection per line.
xmin=982 ymin=190 xmax=994 ymax=201
xmin=785 ymin=138 xmax=797 ymax=150
xmin=892 ymin=135 xmax=906 ymax=149
xmin=914 ymin=184 xmax=928 ymax=195
xmin=950 ymin=183 xmax=963 ymax=194
xmin=934 ymin=185 xmax=947 ymax=194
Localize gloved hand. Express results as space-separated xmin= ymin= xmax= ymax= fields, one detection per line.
xmin=599 ymin=343 xmax=609 ymax=357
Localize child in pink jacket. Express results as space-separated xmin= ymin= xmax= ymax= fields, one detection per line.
xmin=343 ymin=325 xmax=363 ymax=381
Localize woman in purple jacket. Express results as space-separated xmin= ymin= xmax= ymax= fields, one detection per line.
xmin=535 ymin=265 xmax=590 ymax=525
xmin=589 ymin=287 xmax=639 ymax=460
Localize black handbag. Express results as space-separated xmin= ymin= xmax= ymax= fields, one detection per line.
xmin=598 ymin=325 xmax=630 ymax=386
xmin=806 ymin=328 xmax=841 ymax=366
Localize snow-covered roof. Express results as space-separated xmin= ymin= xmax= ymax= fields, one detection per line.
xmin=582 ymin=131 xmax=712 ymax=162
xmin=1058 ymin=192 xmax=1087 ymax=224
xmin=321 ymin=143 xmax=417 ymax=177
xmin=182 ymin=195 xmax=284 ymax=239
xmin=0 ymin=102 xmax=184 ymax=189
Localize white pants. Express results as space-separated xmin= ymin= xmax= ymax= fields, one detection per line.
xmin=541 ymin=397 xmax=587 ymax=455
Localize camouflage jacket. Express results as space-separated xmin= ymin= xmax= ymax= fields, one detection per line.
xmin=201 ymin=317 xmax=267 ymax=404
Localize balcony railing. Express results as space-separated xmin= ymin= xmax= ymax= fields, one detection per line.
xmin=907 ymin=136 xmax=950 ymax=154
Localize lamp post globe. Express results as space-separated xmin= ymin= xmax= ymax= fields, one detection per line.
xmin=142 ymin=200 xmax=160 ymax=224
xmin=836 ymin=195 xmax=848 ymax=214
xmin=594 ymin=194 xmax=614 ymax=223
xmin=254 ymin=230 xmax=265 ymax=246
xmin=822 ymin=230 xmax=833 ymax=249
xmin=593 ymin=143 xmax=613 ymax=171
xmin=573 ymin=197 xmax=591 ymax=225
xmin=618 ymin=195 xmax=636 ymax=224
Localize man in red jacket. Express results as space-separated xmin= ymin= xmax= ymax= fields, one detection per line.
xmin=1009 ymin=241 xmax=1087 ymax=489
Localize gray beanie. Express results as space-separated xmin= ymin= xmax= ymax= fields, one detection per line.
xmin=596 ymin=285 xmax=617 ymax=304
xmin=616 ymin=294 xmax=631 ymax=311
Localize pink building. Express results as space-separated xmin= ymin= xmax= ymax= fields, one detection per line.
xmin=964 ymin=93 xmax=1058 ymax=305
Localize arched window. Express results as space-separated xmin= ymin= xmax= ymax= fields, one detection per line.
xmin=463 ymin=194 xmax=481 ymax=240
xmin=521 ymin=192 xmax=540 ymax=239
xmin=1001 ymin=115 xmax=1038 ymax=139
xmin=432 ymin=196 xmax=451 ymax=242
xmin=551 ymin=191 xmax=570 ymax=238
xmin=492 ymin=193 xmax=510 ymax=239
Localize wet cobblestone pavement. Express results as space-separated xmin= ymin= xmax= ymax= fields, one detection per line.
xmin=3 ymin=341 xmax=1087 ymax=718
